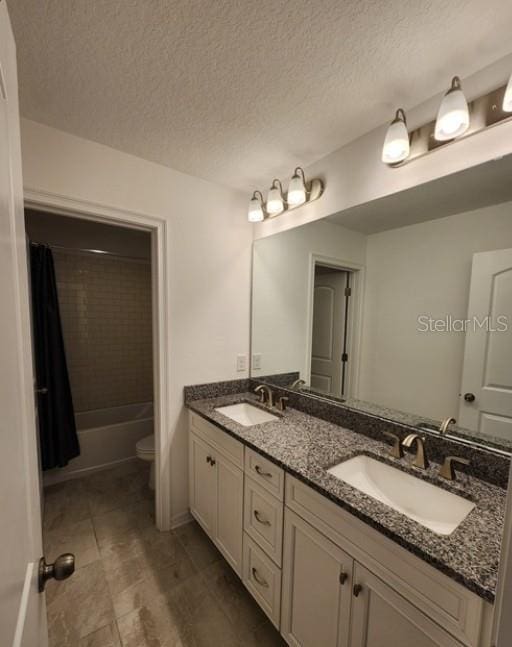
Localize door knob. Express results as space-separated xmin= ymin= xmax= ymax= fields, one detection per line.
xmin=464 ymin=393 xmax=476 ymax=403
xmin=38 ymin=553 xmax=75 ymax=592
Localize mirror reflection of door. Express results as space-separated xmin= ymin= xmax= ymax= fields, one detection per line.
xmin=459 ymin=248 xmax=512 ymax=440
xmin=310 ymin=265 xmax=351 ymax=398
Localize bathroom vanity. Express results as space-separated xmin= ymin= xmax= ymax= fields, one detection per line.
xmin=186 ymin=388 xmax=503 ymax=647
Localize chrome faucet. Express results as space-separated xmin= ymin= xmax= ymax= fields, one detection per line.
xmin=254 ymin=384 xmax=275 ymax=408
xmin=402 ymin=434 xmax=429 ymax=470
xmin=439 ymin=417 xmax=457 ymax=435
xmin=290 ymin=379 xmax=306 ymax=391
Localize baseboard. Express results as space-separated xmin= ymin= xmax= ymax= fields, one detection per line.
xmin=170 ymin=509 xmax=193 ymax=530
xmin=43 ymin=456 xmax=139 ymax=486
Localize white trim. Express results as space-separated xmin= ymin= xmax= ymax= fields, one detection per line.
xmin=171 ymin=509 xmax=193 ymax=529
xmin=24 ymin=188 xmax=172 ymax=531
xmin=305 ymin=253 xmax=365 ymax=399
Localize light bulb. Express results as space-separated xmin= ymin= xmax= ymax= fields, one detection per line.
xmin=247 ymin=192 xmax=265 ymax=223
xmin=287 ymin=169 xmax=307 ymax=206
xmin=266 ymin=180 xmax=285 ymax=215
xmin=503 ymin=72 xmax=512 ymax=112
xmin=435 ymin=77 xmax=470 ymax=141
xmin=381 ymin=109 xmax=409 ymax=164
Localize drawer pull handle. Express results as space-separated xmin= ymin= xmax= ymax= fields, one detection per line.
xmin=255 ymin=465 xmax=272 ymax=478
xmin=353 ymin=584 xmax=363 ymax=597
xmin=254 ymin=510 xmax=271 ymax=526
xmin=251 ymin=567 xmax=269 ymax=588
xmin=339 ymin=571 xmax=348 ymax=585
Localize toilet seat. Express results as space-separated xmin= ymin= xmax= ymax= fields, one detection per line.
xmin=136 ymin=434 xmax=155 ymax=456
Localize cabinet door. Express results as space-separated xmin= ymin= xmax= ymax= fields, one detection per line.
xmin=350 ymin=563 xmax=464 ymax=647
xmin=281 ymin=509 xmax=353 ymax=647
xmin=215 ymin=452 xmax=243 ymax=575
xmin=189 ymin=432 xmax=217 ymax=537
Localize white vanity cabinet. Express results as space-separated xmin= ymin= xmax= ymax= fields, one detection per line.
xmin=188 ymin=412 xmax=244 ymax=575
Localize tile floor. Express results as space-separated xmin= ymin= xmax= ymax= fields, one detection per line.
xmin=43 ymin=461 xmax=285 ymax=646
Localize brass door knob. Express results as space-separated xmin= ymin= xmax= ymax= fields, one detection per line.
xmin=38 ymin=553 xmax=75 ymax=592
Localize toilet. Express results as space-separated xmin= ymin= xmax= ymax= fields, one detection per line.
xmin=136 ymin=434 xmax=155 ymax=490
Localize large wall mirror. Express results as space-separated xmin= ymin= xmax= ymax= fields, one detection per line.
xmin=251 ymin=155 xmax=512 ymax=451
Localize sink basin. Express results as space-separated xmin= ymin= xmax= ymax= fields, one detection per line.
xmin=215 ymin=402 xmax=279 ymax=427
xmin=327 ymin=455 xmax=475 ymax=535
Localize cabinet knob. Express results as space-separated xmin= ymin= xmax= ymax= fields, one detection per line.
xmin=210 ymin=457 xmax=216 ymax=466
xmin=353 ymin=584 xmax=363 ymax=597
xmin=339 ymin=571 xmax=348 ymax=585
xmin=464 ymin=392 xmax=476 ymax=403
xmin=206 ymin=455 xmax=212 ymax=464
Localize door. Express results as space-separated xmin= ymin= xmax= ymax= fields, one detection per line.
xmin=189 ymin=432 xmax=217 ymax=536
xmin=215 ymin=453 xmax=243 ymax=575
xmin=310 ymin=267 xmax=350 ymax=397
xmin=458 ymin=249 xmax=512 ymax=440
xmin=0 ymin=3 xmax=47 ymax=645
xmin=281 ymin=509 xmax=352 ymax=647
xmin=349 ymin=564 xmax=463 ymax=647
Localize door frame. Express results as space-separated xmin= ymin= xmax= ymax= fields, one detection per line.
xmin=305 ymin=253 xmax=365 ymax=398
xmin=24 ymin=188 xmax=172 ymax=531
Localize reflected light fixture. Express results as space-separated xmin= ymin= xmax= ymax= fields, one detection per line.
xmin=266 ymin=179 xmax=285 ymax=215
xmin=503 ymin=72 xmax=512 ymax=112
xmin=434 ymin=76 xmax=470 ymax=141
xmin=287 ymin=167 xmax=308 ymax=206
xmin=247 ymin=191 xmax=266 ymax=223
xmin=381 ymin=109 xmax=410 ymax=164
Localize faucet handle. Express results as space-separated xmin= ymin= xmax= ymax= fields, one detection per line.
xmin=277 ymin=396 xmax=289 ymax=412
xmin=383 ymin=432 xmax=404 ymax=459
xmin=254 ymin=386 xmax=266 ymax=403
xmin=439 ymin=456 xmax=470 ymax=481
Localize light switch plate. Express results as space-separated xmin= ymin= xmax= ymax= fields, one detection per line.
xmin=252 ymin=353 xmax=262 ymax=370
xmin=236 ymin=354 xmax=247 ymax=372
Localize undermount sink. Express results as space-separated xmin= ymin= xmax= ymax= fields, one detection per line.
xmin=215 ymin=402 xmax=279 ymax=427
xmin=327 ymin=455 xmax=475 ymax=535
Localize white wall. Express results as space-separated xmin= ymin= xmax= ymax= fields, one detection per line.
xmin=20 ymin=118 xmax=252 ymax=525
xmin=359 ymin=201 xmax=512 ymax=419
xmin=254 ymin=54 xmax=512 ymax=240
xmin=252 ymin=219 xmax=366 ymax=379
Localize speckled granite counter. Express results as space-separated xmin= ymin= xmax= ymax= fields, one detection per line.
xmin=187 ymin=392 xmax=506 ymax=603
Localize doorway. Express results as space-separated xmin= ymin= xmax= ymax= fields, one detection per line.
xmin=307 ymin=255 xmax=364 ymax=400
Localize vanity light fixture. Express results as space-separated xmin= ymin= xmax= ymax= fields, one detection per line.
xmin=381 ymin=109 xmax=410 ymax=165
xmin=503 ymin=72 xmax=512 ymax=112
xmin=266 ymin=179 xmax=286 ymax=216
xmin=247 ymin=169 xmax=324 ymax=222
xmin=247 ymin=191 xmax=266 ymax=223
xmin=434 ymin=76 xmax=470 ymax=141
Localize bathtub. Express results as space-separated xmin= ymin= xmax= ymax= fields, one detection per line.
xmin=43 ymin=401 xmax=154 ymax=485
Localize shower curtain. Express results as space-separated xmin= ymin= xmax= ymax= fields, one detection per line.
xmin=30 ymin=243 xmax=80 ymax=469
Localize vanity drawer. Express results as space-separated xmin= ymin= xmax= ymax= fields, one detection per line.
xmin=244 ymin=447 xmax=284 ymax=499
xmin=242 ymin=533 xmax=282 ymax=628
xmin=189 ymin=411 xmax=243 ymax=468
xmin=244 ymin=476 xmax=284 ymax=566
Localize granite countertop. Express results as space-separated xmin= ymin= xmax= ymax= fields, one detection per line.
xmin=187 ymin=392 xmax=506 ymax=603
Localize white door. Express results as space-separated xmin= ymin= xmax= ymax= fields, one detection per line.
xmin=281 ymin=509 xmax=352 ymax=647
xmin=214 ymin=453 xmax=243 ymax=576
xmin=188 ymin=432 xmax=217 ymax=536
xmin=0 ymin=3 xmax=47 ymax=645
xmin=310 ymin=268 xmax=349 ymax=397
xmin=349 ymin=564 xmax=463 ymax=647
xmin=458 ymin=249 xmax=512 ymax=440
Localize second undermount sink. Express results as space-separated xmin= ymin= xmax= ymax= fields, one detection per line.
xmin=327 ymin=455 xmax=475 ymax=535
xmin=215 ymin=402 xmax=279 ymax=427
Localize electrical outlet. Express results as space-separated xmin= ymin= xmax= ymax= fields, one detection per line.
xmin=236 ymin=354 xmax=247 ymax=372
xmin=252 ymin=353 xmax=262 ymax=370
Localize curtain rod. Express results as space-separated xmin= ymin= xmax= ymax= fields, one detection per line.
xmin=30 ymin=241 xmax=150 ymax=263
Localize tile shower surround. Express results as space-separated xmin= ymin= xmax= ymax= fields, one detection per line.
xmin=54 ymin=250 xmax=153 ymax=413
xmin=184 ymin=378 xmax=510 ymax=489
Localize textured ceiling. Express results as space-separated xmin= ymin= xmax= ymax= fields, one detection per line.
xmin=8 ymin=1 xmax=512 ymax=191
